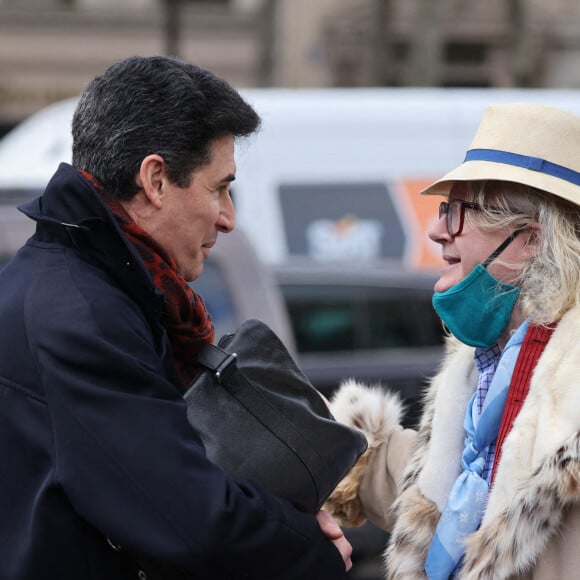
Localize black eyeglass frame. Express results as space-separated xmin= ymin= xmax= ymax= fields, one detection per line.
xmin=438 ymin=199 xmax=482 ymax=238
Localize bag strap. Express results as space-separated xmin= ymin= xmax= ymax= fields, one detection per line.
xmin=196 ymin=343 xmax=238 ymax=384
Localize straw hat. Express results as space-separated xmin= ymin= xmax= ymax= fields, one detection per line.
xmin=422 ymin=102 xmax=580 ymax=207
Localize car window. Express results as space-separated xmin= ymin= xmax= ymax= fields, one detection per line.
xmin=0 ymin=187 xmax=43 ymax=204
xmin=189 ymin=260 xmax=238 ymax=340
xmin=280 ymin=283 xmax=443 ymax=353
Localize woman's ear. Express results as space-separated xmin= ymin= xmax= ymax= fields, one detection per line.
xmin=523 ymin=222 xmax=542 ymax=257
xmin=137 ymin=154 xmax=166 ymax=210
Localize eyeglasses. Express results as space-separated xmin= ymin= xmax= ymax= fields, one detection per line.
xmin=438 ymin=199 xmax=482 ymax=238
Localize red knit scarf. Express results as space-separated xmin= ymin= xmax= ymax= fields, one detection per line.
xmin=80 ymin=170 xmax=215 ymax=390
xmin=490 ymin=322 xmax=556 ymax=484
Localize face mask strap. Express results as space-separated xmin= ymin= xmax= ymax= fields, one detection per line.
xmin=482 ymin=227 xmax=526 ymax=269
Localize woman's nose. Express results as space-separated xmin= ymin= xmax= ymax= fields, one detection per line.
xmin=428 ymin=211 xmax=450 ymax=245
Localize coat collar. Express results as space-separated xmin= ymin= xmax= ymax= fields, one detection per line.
xmin=18 ymin=163 xmax=165 ymax=324
xmin=19 ymin=163 xmax=111 ymax=228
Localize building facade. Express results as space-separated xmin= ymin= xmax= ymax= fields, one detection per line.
xmin=2 ymin=0 xmax=580 ymax=127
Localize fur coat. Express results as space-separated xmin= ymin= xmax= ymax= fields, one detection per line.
xmin=325 ymin=303 xmax=580 ymax=579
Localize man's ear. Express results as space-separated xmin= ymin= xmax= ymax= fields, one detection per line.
xmin=136 ymin=154 xmax=166 ymax=210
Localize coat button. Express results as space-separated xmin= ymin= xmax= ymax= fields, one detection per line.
xmin=137 ymin=571 xmax=147 ymax=580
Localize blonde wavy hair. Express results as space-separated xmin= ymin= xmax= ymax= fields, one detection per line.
xmin=461 ymin=180 xmax=580 ymax=324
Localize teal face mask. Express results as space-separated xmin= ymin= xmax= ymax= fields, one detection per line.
xmin=432 ymin=230 xmax=524 ymax=348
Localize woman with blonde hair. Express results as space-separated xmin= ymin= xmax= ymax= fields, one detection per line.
xmin=325 ymin=103 xmax=580 ymax=579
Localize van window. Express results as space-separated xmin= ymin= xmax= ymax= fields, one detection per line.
xmin=280 ymin=283 xmax=443 ymax=353
xmin=279 ymin=182 xmax=406 ymax=262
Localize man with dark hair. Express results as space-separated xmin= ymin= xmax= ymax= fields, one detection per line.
xmin=0 ymin=56 xmax=352 ymax=579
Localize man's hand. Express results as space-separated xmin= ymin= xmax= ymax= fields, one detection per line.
xmin=316 ymin=509 xmax=353 ymax=572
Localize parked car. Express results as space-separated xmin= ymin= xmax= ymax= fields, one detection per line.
xmin=273 ymin=261 xmax=444 ymax=424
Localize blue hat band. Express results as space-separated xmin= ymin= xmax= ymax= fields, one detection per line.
xmin=464 ymin=148 xmax=580 ymax=187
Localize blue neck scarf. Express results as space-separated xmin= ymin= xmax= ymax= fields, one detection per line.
xmin=425 ymin=319 xmax=529 ymax=579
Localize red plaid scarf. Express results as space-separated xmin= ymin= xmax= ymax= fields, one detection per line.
xmin=81 ymin=170 xmax=215 ymax=390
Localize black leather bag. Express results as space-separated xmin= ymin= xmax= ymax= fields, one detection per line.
xmin=183 ymin=318 xmax=368 ymax=514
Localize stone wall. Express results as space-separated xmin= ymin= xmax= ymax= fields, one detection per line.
xmin=2 ymin=0 xmax=580 ymax=127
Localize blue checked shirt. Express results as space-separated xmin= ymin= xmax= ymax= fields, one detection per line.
xmin=446 ymin=343 xmax=512 ymax=578
xmin=473 ymin=344 xmax=502 ymax=483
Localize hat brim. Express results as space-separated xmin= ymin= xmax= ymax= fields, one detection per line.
xmin=421 ymin=159 xmax=580 ymax=208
